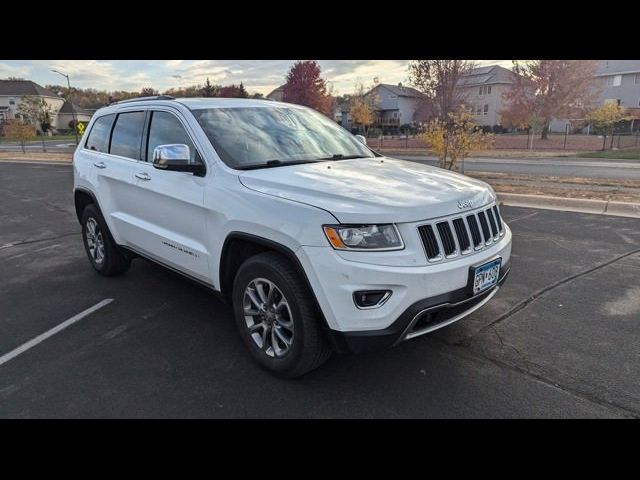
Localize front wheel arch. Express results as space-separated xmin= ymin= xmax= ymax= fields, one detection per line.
xmin=219 ymin=232 xmax=330 ymax=331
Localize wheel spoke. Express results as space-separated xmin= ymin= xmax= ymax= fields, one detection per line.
xmin=276 ymin=316 xmax=293 ymax=330
xmin=266 ymin=284 xmax=276 ymax=304
xmin=275 ymin=301 xmax=293 ymax=329
xmin=274 ymin=325 xmax=291 ymax=346
xmin=246 ymin=288 xmax=263 ymax=310
xmin=256 ymin=282 xmax=269 ymax=304
xmin=275 ymin=298 xmax=288 ymax=313
xmin=261 ymin=325 xmax=271 ymax=351
xmin=248 ymin=322 xmax=265 ymax=333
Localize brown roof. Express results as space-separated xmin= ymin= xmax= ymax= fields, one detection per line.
xmin=0 ymin=79 xmax=60 ymax=98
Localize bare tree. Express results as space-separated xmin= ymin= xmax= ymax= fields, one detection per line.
xmin=408 ymin=60 xmax=476 ymax=121
xmin=16 ymin=96 xmax=55 ymax=133
xmin=501 ymin=60 xmax=600 ymax=139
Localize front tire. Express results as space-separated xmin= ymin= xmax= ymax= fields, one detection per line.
xmin=81 ymin=204 xmax=130 ymax=276
xmin=232 ymin=252 xmax=332 ymax=378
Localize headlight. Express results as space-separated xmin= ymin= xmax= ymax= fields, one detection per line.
xmin=323 ymin=224 xmax=403 ymax=250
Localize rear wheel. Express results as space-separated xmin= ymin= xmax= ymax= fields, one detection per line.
xmin=81 ymin=204 xmax=130 ymax=276
xmin=232 ymin=252 xmax=332 ymax=378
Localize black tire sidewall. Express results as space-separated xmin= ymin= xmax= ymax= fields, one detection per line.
xmin=232 ymin=258 xmax=309 ymax=376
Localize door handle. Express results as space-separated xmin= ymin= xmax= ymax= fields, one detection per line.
xmin=93 ymin=161 xmax=106 ymax=169
xmin=135 ymin=172 xmax=151 ymax=181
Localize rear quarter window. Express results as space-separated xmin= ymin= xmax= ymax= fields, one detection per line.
xmin=84 ymin=114 xmax=115 ymax=153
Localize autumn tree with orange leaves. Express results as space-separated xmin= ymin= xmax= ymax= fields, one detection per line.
xmin=282 ymin=60 xmax=332 ymax=116
xmin=501 ymin=60 xmax=600 ymax=140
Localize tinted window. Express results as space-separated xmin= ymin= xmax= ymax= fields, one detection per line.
xmin=110 ymin=111 xmax=146 ymax=159
xmin=85 ymin=114 xmax=115 ymax=153
xmin=147 ymin=111 xmax=200 ymax=163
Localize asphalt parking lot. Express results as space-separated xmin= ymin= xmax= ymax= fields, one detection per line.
xmin=1 ymin=161 xmax=640 ymax=418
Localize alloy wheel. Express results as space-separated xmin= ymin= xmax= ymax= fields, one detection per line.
xmin=243 ymin=278 xmax=294 ymax=358
xmin=85 ymin=217 xmax=105 ymax=265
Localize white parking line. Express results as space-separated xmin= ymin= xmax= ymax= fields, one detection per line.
xmin=0 ymin=298 xmax=114 ymax=367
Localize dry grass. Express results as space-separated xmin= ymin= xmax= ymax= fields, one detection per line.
xmin=379 ymin=148 xmax=582 ymax=158
xmin=470 ymin=171 xmax=640 ymax=203
xmin=0 ymin=152 xmax=72 ymax=162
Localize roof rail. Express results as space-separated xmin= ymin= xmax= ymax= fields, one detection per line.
xmin=114 ymin=95 xmax=175 ymax=105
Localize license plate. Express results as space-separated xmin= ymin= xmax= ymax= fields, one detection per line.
xmin=471 ymin=258 xmax=501 ymax=295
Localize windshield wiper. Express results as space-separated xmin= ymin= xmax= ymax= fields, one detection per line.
xmin=318 ymin=154 xmax=369 ymax=160
xmin=236 ymin=159 xmax=324 ymax=171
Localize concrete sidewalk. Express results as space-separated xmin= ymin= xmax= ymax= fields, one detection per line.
xmin=498 ymin=193 xmax=640 ymax=218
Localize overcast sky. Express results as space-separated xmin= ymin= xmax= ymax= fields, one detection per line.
xmin=0 ymin=60 xmax=512 ymax=96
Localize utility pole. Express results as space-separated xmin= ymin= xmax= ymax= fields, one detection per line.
xmin=51 ymin=69 xmax=79 ymax=145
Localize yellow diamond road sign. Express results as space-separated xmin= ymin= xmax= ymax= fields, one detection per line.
xmin=77 ymin=122 xmax=85 ymax=135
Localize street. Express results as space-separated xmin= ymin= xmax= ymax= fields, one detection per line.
xmin=1 ymin=161 xmax=640 ymax=418
xmin=396 ymin=155 xmax=640 ymax=180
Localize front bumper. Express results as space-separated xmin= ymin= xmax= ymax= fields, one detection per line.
xmin=329 ymin=266 xmax=509 ymax=353
xmin=296 ymin=224 xmax=512 ymax=353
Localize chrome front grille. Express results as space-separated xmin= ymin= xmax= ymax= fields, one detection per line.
xmin=417 ymin=203 xmax=505 ymax=262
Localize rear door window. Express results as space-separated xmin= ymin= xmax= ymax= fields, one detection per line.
xmin=84 ymin=114 xmax=115 ymax=153
xmin=110 ymin=111 xmax=146 ymax=160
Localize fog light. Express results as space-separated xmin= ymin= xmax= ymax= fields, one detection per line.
xmin=353 ymin=290 xmax=392 ymax=308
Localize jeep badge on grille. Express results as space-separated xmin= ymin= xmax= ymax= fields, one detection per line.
xmin=458 ymin=199 xmax=474 ymax=209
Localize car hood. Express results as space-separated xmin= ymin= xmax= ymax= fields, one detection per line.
xmin=238 ymin=157 xmax=495 ymax=223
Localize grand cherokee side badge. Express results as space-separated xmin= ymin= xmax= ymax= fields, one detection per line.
xmin=458 ymin=199 xmax=474 ymax=209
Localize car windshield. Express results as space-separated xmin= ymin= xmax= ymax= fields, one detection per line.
xmin=191 ymin=105 xmax=376 ymax=169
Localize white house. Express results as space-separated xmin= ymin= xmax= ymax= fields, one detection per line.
xmin=57 ymin=100 xmax=95 ymax=132
xmin=457 ymin=65 xmax=515 ymax=127
xmin=364 ymin=83 xmax=424 ymax=132
xmin=0 ymin=79 xmax=66 ymax=132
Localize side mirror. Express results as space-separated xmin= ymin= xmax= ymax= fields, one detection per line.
xmin=152 ymin=144 xmax=205 ymax=175
xmin=355 ymin=134 xmax=367 ymax=145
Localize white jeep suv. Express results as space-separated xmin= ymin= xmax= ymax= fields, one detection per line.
xmin=73 ymin=96 xmax=512 ymax=377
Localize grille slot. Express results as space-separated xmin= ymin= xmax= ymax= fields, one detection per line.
xmin=417 ymin=203 xmax=504 ymax=262
xmin=452 ymin=218 xmax=470 ymax=251
xmin=466 ymin=215 xmax=483 ymax=247
xmin=477 ymin=211 xmax=491 ymax=243
xmin=486 ymin=208 xmax=498 ymax=237
xmin=417 ymin=225 xmax=440 ymax=259
xmin=436 ymin=222 xmax=456 ymax=256
xmin=492 ymin=205 xmax=503 ymax=233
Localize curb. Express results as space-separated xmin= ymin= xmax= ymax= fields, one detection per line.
xmin=497 ymin=193 xmax=640 ymax=219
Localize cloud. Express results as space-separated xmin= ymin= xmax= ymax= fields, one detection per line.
xmin=0 ymin=62 xmax=32 ymax=79
xmin=0 ymin=60 xmax=516 ymax=96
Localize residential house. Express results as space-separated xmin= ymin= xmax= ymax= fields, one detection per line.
xmin=0 ymin=79 xmax=65 ymax=131
xmin=266 ymin=85 xmax=285 ymax=102
xmin=596 ymin=60 xmax=640 ymax=109
xmin=57 ymin=101 xmax=95 ymax=132
xmin=550 ymin=60 xmax=640 ymax=132
xmin=364 ymin=83 xmax=424 ymax=132
xmin=457 ymin=65 xmax=515 ymax=127
xmin=595 ymin=60 xmax=640 ymax=131
xmin=333 ymin=100 xmax=352 ymax=130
